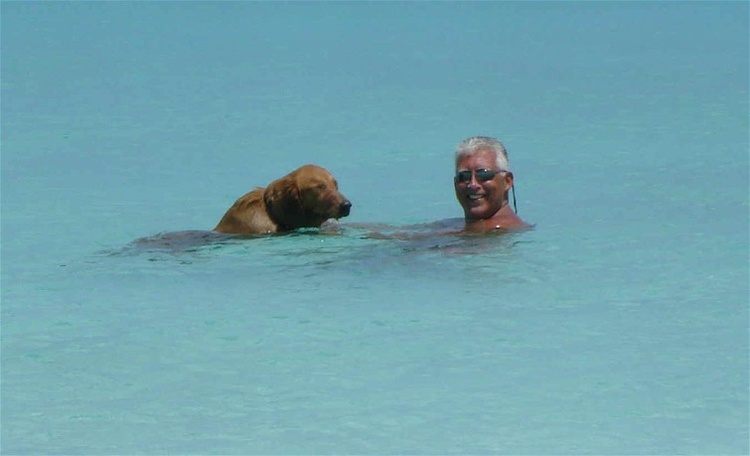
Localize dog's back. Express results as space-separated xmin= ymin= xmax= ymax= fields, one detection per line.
xmin=214 ymin=188 xmax=278 ymax=234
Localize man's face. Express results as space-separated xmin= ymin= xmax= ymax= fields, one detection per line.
xmin=454 ymin=148 xmax=512 ymax=221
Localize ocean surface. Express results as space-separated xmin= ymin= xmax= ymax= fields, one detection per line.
xmin=2 ymin=2 xmax=748 ymax=454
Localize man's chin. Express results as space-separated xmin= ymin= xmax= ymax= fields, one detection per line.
xmin=465 ymin=205 xmax=496 ymax=220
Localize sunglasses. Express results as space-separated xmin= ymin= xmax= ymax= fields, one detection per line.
xmin=455 ymin=168 xmax=504 ymax=183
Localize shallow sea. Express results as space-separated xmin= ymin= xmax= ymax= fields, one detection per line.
xmin=2 ymin=2 xmax=748 ymax=454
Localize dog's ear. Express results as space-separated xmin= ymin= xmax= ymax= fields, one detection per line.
xmin=264 ymin=174 xmax=304 ymax=230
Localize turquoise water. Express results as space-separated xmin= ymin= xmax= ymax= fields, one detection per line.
xmin=2 ymin=2 xmax=748 ymax=454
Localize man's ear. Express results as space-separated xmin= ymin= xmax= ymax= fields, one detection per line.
xmin=503 ymin=171 xmax=515 ymax=191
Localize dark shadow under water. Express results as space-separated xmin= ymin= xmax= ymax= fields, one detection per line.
xmin=77 ymin=219 xmax=537 ymax=285
xmin=122 ymin=218 xmax=530 ymax=255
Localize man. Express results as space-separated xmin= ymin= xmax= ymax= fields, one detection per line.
xmin=454 ymin=136 xmax=530 ymax=231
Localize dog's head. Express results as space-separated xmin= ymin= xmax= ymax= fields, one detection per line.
xmin=264 ymin=164 xmax=352 ymax=230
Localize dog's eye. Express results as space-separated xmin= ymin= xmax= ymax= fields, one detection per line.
xmin=316 ymin=183 xmax=327 ymax=190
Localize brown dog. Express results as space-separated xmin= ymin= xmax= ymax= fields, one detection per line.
xmin=214 ymin=164 xmax=352 ymax=235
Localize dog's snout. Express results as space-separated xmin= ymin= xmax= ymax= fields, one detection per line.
xmin=339 ymin=199 xmax=352 ymax=216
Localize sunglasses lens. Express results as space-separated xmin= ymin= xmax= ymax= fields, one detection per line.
xmin=456 ymin=171 xmax=472 ymax=182
xmin=456 ymin=169 xmax=499 ymax=183
xmin=475 ymin=170 xmax=496 ymax=181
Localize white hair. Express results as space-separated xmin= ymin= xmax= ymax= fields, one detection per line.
xmin=455 ymin=136 xmax=510 ymax=172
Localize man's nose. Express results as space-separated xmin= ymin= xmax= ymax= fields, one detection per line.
xmin=467 ymin=175 xmax=482 ymax=188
